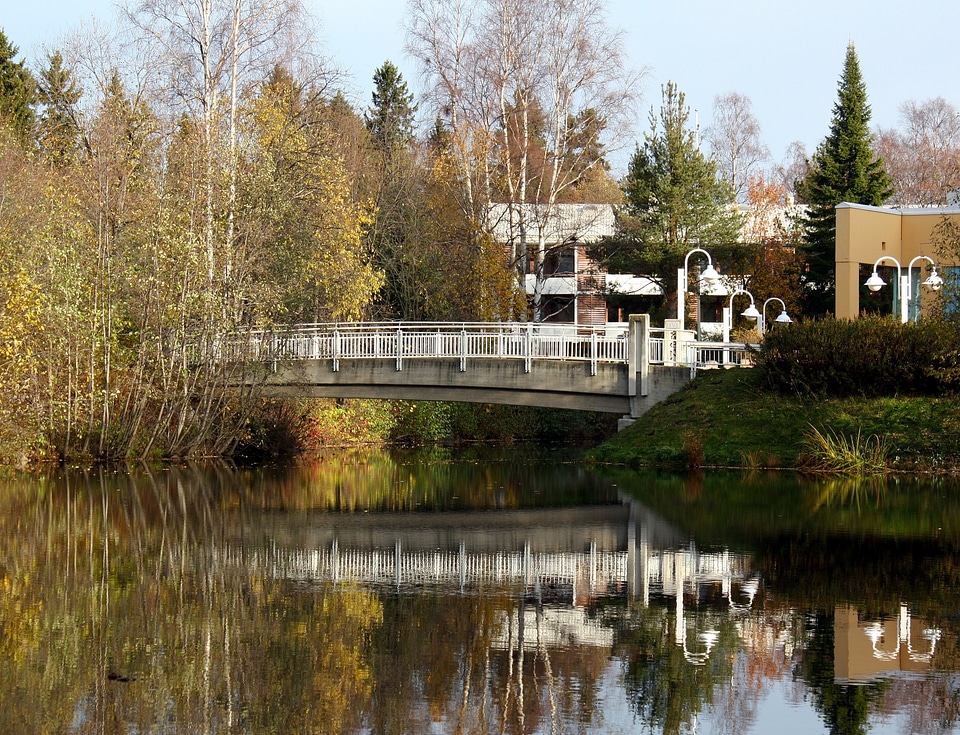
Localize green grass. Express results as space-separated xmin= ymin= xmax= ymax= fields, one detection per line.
xmin=585 ymin=368 xmax=960 ymax=473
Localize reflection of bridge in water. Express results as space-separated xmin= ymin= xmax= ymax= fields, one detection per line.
xmin=224 ymin=495 xmax=761 ymax=657
xmin=235 ymin=496 xmax=754 ymax=604
xmin=229 ymin=495 xmax=756 ymax=655
xmin=226 ymin=495 xmax=945 ymax=672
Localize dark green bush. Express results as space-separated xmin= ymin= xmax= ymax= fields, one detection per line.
xmin=757 ymin=316 xmax=960 ymax=398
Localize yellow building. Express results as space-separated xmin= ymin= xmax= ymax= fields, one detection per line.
xmin=835 ymin=202 xmax=960 ymax=320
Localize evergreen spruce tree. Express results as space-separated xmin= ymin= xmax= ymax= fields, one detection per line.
xmin=365 ymin=60 xmax=416 ymax=155
xmin=0 ymin=29 xmax=36 ymax=141
xmin=36 ymin=51 xmax=83 ymax=162
xmin=798 ymin=43 xmax=893 ymax=317
xmin=592 ymin=82 xmax=742 ymax=318
xmin=364 ymin=61 xmax=423 ymax=319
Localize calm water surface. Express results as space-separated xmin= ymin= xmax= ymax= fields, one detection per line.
xmin=3 ymin=446 xmax=960 ymax=734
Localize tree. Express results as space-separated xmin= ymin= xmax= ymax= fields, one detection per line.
xmin=739 ymin=176 xmax=804 ymax=319
xmin=874 ymin=97 xmax=960 ymax=206
xmin=363 ymin=61 xmax=424 ymax=319
xmin=591 ymin=82 xmax=742 ymax=322
xmin=35 ymin=52 xmax=84 ymax=163
xmin=797 ymin=43 xmax=892 ymax=317
xmin=406 ymin=0 xmax=637 ymax=320
xmin=365 ymin=60 xmax=417 ymax=154
xmin=705 ymin=92 xmax=769 ymax=202
xmin=771 ymin=140 xmax=808 ymax=201
xmin=0 ymin=29 xmax=35 ymax=140
xmin=126 ymin=0 xmax=313 ymax=294
xmin=237 ymin=66 xmax=383 ymax=323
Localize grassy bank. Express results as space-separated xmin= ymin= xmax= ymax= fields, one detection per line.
xmin=585 ymin=368 xmax=960 ymax=473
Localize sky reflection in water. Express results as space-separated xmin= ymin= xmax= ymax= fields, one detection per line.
xmin=0 ymin=448 xmax=958 ymax=734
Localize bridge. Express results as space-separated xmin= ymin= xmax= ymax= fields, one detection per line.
xmin=228 ymin=315 xmax=755 ymax=423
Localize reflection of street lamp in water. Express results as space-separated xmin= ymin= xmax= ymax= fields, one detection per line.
xmin=864 ymin=621 xmax=899 ymax=661
xmin=674 ymin=563 xmax=720 ymax=665
xmin=863 ymin=604 xmax=943 ymax=664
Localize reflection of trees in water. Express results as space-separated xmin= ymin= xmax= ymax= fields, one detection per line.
xmin=599 ymin=600 xmax=740 ymax=735
xmin=3 ymin=462 xmax=960 ymax=733
xmin=0 ymin=463 xmax=621 ymax=734
xmin=235 ymin=446 xmax=620 ymax=512
xmin=798 ymin=611 xmax=886 ymax=735
xmin=0 ymin=466 xmax=385 ymax=734
xmin=366 ymin=593 xmax=612 ymax=734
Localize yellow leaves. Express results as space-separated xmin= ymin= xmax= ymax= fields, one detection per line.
xmin=0 ymin=269 xmax=45 ymax=371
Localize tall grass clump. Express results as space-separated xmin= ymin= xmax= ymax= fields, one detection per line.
xmin=800 ymin=425 xmax=890 ymax=476
xmin=757 ymin=316 xmax=960 ymax=398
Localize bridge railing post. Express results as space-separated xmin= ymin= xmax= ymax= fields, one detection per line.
xmin=590 ymin=331 xmax=598 ymax=376
xmin=525 ymin=323 xmax=533 ymax=373
xmin=628 ymin=313 xmax=650 ymax=401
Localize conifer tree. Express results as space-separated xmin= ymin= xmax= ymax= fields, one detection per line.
xmin=365 ymin=60 xmax=417 ymax=155
xmin=798 ymin=43 xmax=892 ymax=316
xmin=592 ymin=82 xmax=742 ymax=318
xmin=36 ymin=52 xmax=83 ymax=162
xmin=0 ymin=29 xmax=35 ymax=141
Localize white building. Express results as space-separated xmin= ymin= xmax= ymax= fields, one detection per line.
xmin=486 ymin=203 xmax=661 ymax=325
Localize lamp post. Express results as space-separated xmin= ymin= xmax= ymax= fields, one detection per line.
xmin=722 ymin=288 xmax=760 ymax=343
xmin=760 ymin=297 xmax=793 ymax=333
xmin=864 ymin=255 xmax=942 ymax=323
xmin=908 ymin=255 xmax=943 ymax=321
xmin=678 ymin=247 xmax=727 ymax=334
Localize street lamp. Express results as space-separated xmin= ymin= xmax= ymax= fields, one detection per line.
xmin=760 ymin=297 xmax=793 ymax=333
xmin=678 ymin=247 xmax=727 ymax=333
xmin=722 ymin=288 xmax=760 ymax=343
xmin=864 ymin=255 xmax=942 ymax=323
xmin=909 ymin=255 xmax=943 ymax=321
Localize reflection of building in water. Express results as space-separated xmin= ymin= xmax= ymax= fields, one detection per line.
xmin=490 ymin=607 xmax=614 ymax=650
xmin=834 ymin=605 xmax=942 ymax=682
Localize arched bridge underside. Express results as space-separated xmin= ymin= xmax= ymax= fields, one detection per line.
xmin=233 ymin=318 xmax=752 ymax=420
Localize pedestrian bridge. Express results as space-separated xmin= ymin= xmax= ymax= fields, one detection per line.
xmin=228 ymin=315 xmax=755 ymax=421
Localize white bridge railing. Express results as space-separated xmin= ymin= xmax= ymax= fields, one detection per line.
xmin=230 ymin=321 xmax=631 ymax=374
xmin=217 ymin=321 xmax=757 ymax=376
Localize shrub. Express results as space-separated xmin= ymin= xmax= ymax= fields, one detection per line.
xmin=757 ymin=316 xmax=960 ymax=398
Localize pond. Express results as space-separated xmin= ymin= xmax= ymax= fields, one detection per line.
xmin=1 ymin=446 xmax=959 ymax=734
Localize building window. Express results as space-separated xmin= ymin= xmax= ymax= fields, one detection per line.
xmin=541 ymin=296 xmax=575 ymax=323
xmin=542 ymin=247 xmax=575 ymax=276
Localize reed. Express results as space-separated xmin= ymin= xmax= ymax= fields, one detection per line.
xmin=800 ymin=425 xmax=890 ymax=476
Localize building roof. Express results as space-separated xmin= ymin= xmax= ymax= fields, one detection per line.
xmin=837 ymin=201 xmax=960 ymax=216
xmin=486 ymin=203 xmax=615 ymax=244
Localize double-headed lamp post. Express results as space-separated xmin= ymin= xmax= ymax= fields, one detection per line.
xmin=678 ymin=247 xmax=727 ymax=333
xmin=864 ymin=255 xmax=943 ymax=323
xmin=760 ymin=297 xmax=793 ymax=333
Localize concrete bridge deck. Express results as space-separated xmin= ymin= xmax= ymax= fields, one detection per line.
xmin=227 ymin=316 xmax=756 ymax=421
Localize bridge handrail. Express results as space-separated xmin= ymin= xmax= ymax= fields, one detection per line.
xmin=227 ymin=321 xmax=632 ymax=370
xmin=688 ymin=341 xmax=759 ymax=375
xmin=211 ymin=321 xmax=759 ymax=376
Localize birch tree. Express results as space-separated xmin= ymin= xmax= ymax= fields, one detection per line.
xmin=705 ymin=92 xmax=769 ymax=202
xmin=125 ymin=0 xmax=310 ymax=299
xmin=406 ymin=0 xmax=637 ymax=320
xmin=875 ymin=97 xmax=960 ymax=206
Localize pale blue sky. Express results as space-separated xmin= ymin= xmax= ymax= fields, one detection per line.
xmin=6 ymin=0 xmax=958 ymax=176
